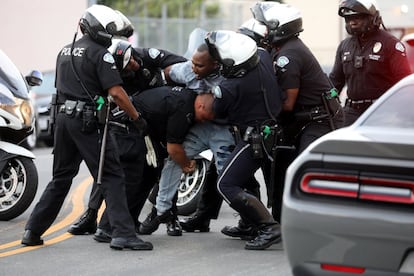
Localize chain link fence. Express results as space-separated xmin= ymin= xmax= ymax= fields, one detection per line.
xmin=128 ymin=2 xmax=249 ymax=56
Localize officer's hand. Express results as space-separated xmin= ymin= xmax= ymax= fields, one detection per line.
xmin=131 ymin=116 xmax=148 ymax=136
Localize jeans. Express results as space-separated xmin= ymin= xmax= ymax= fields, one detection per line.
xmin=155 ymin=122 xmax=234 ymax=214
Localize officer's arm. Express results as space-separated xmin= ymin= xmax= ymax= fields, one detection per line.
xmin=166 ymin=142 xmax=196 ymax=174
xmin=282 ymin=88 xmax=299 ymax=112
xmin=108 ymin=85 xmax=139 ymax=120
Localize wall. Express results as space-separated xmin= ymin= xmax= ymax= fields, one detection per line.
xmin=0 ymin=0 xmax=88 ymax=74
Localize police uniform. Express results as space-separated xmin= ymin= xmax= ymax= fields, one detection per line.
xmin=84 ymin=48 xmax=187 ymax=233
xmin=24 ymin=35 xmax=138 ymax=240
xmin=330 ymin=29 xmax=411 ymax=126
xmin=274 ymin=37 xmax=343 ymax=153
xmin=270 ymin=37 xmax=344 ymax=222
xmin=213 ymin=49 xmax=283 ymax=249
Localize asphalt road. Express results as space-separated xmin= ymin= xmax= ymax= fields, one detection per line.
xmin=0 ymin=146 xmax=293 ymax=276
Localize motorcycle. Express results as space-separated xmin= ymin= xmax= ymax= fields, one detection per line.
xmin=0 ymin=49 xmax=42 ymax=220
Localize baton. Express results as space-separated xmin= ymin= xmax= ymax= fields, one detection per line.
xmin=97 ymin=97 xmax=110 ymax=185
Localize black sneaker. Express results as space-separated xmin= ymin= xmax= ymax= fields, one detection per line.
xmin=68 ymin=208 xmax=97 ymax=235
xmin=138 ymin=207 xmax=173 ymax=235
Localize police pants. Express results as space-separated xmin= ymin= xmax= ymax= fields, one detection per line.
xmin=25 ymin=113 xmax=136 ymax=238
xmin=217 ymin=140 xmax=264 ymax=204
xmin=98 ymin=125 xmax=147 ymax=230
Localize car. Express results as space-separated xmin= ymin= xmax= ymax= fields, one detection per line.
xmin=281 ymin=73 xmax=414 ymax=276
xmin=29 ymin=70 xmax=55 ymax=147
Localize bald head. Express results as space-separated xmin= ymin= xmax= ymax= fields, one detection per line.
xmin=194 ymin=93 xmax=215 ymax=122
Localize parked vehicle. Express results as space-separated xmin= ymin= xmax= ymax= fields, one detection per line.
xmin=282 ymin=73 xmax=414 ymax=275
xmin=0 ymin=49 xmax=40 ymax=220
xmin=29 ymin=70 xmax=56 ymax=147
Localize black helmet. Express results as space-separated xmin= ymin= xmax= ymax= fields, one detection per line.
xmin=338 ymin=0 xmax=382 ymax=35
xmin=251 ymin=2 xmax=303 ymax=46
xmin=205 ymin=30 xmax=259 ymax=78
xmin=107 ymin=38 xmax=132 ymax=70
xmin=79 ymin=5 xmax=131 ymax=47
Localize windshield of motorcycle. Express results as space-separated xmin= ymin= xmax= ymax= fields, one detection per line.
xmin=0 ymin=49 xmax=30 ymax=101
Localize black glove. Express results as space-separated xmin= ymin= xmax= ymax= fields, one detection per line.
xmin=131 ymin=116 xmax=148 ymax=136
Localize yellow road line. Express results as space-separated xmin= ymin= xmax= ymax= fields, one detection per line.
xmin=0 ymin=176 xmax=93 ymax=257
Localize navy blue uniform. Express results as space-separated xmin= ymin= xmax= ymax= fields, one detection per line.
xmin=215 ymin=49 xmax=282 ymax=203
xmin=25 ymin=35 xmax=138 ymax=239
xmin=330 ymin=29 xmax=411 ymax=126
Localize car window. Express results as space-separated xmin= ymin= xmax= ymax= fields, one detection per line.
xmin=362 ymin=84 xmax=414 ymax=128
xmin=31 ymin=71 xmax=55 ymax=95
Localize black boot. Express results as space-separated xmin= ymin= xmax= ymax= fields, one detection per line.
xmin=221 ymin=218 xmax=258 ymax=240
xmin=138 ymin=206 xmax=172 ymax=235
xmin=230 ymin=192 xmax=281 ymax=250
xmin=68 ymin=208 xmax=97 ymax=235
xmin=180 ymin=213 xmax=210 ymax=232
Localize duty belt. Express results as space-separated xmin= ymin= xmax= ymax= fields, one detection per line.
xmin=345 ymin=98 xmax=376 ymax=110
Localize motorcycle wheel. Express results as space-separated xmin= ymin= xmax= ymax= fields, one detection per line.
xmin=177 ymin=159 xmax=210 ymax=215
xmin=0 ymin=156 xmax=38 ymax=220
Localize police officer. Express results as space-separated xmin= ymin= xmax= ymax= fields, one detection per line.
xmin=251 ymin=2 xmax=345 ymax=222
xmin=330 ymin=0 xmax=411 ymax=126
xmin=21 ymin=5 xmax=152 ymax=251
xmin=68 ymin=39 xmax=187 ymax=236
xmin=131 ymin=85 xmax=216 ymax=234
xmin=205 ymin=30 xmax=283 ymax=250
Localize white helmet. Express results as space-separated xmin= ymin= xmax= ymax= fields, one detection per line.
xmin=238 ymin=18 xmax=268 ymax=46
xmin=108 ymin=38 xmax=132 ymax=70
xmin=79 ymin=5 xmax=130 ymax=47
xmin=205 ymin=30 xmax=259 ymax=78
xmin=251 ymin=2 xmax=303 ymax=46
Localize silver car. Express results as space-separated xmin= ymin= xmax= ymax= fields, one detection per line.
xmin=282 ymin=73 xmax=414 ymax=276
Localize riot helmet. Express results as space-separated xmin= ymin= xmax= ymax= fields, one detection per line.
xmin=108 ymin=38 xmax=132 ymax=70
xmin=205 ymin=30 xmax=259 ymax=78
xmin=115 ymin=10 xmax=134 ymax=38
xmin=251 ymin=2 xmax=303 ymax=46
xmin=79 ymin=5 xmax=127 ymax=47
xmin=338 ymin=0 xmax=382 ymax=36
xmin=238 ymin=18 xmax=268 ymax=48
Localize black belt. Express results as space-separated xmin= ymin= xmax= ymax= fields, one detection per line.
xmin=345 ymin=99 xmax=376 ymax=110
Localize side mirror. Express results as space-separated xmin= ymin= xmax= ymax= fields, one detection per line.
xmin=25 ymin=70 xmax=43 ymax=87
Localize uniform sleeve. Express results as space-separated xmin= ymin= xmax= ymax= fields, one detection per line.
xmin=141 ymin=48 xmax=187 ymax=69
xmin=165 ymin=109 xmax=191 ymax=144
xmin=95 ymin=49 xmax=123 ymax=91
xmin=387 ymin=40 xmax=412 ymax=83
xmin=329 ymin=41 xmax=346 ymax=92
xmin=274 ymin=49 xmax=302 ymax=91
xmin=213 ymin=85 xmax=235 ymax=119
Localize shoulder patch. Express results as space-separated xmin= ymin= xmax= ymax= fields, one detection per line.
xmin=212 ymin=86 xmax=222 ymax=99
xmin=395 ymin=42 xmax=405 ymax=53
xmin=148 ymin=48 xmax=161 ymax=59
xmin=103 ymin=53 xmax=115 ymax=64
xmin=276 ymin=56 xmax=289 ymax=68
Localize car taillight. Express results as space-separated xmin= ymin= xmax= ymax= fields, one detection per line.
xmin=321 ymin=263 xmax=365 ymax=274
xmin=300 ymin=172 xmax=414 ymax=204
xmin=301 ymin=172 xmax=359 ymax=198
